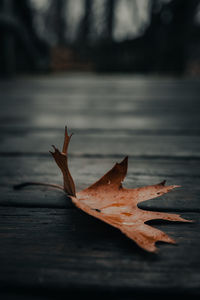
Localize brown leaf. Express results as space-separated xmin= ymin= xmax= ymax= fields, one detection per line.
xmin=51 ymin=128 xmax=192 ymax=252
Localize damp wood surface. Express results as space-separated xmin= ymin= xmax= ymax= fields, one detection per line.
xmin=0 ymin=74 xmax=200 ymax=299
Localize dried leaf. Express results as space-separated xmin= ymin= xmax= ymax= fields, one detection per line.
xmin=50 ymin=128 xmax=191 ymax=252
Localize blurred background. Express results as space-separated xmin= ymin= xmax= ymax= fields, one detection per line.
xmin=0 ymin=0 xmax=200 ymax=77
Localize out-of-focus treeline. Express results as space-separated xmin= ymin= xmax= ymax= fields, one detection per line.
xmin=0 ymin=0 xmax=200 ymax=76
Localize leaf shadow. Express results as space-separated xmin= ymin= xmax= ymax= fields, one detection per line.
xmin=67 ymin=208 xmax=159 ymax=261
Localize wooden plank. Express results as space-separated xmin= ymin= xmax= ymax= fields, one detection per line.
xmin=1 ymin=98 xmax=199 ymax=127
xmin=0 ymin=76 xmax=200 ymax=131
xmin=0 ymin=206 xmax=199 ymax=294
xmin=0 ymin=97 xmax=199 ymax=131
xmin=1 ymin=113 xmax=199 ymax=132
xmin=1 ymin=132 xmax=200 ymax=159
xmin=0 ymin=157 xmax=199 ymax=211
xmin=0 ymin=74 xmax=200 ymax=93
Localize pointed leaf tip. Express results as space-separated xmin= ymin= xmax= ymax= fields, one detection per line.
xmin=160 ymin=180 xmax=166 ymax=186
xmin=120 ymin=156 xmax=128 ymax=165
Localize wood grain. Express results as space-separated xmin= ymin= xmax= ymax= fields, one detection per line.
xmin=1 ymin=132 xmax=200 ymax=158
xmin=0 ymin=207 xmax=199 ymax=294
xmin=0 ymin=157 xmax=199 ymax=211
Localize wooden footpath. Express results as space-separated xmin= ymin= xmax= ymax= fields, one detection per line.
xmin=0 ymin=73 xmax=200 ymax=299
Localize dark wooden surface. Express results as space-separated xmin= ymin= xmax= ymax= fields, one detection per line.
xmin=0 ymin=74 xmax=200 ymax=299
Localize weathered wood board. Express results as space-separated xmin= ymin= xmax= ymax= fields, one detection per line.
xmin=0 ymin=157 xmax=199 ymax=211
xmin=1 ymin=132 xmax=200 ymax=158
xmin=0 ymin=207 xmax=199 ymax=294
xmin=0 ymin=74 xmax=200 ymax=298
